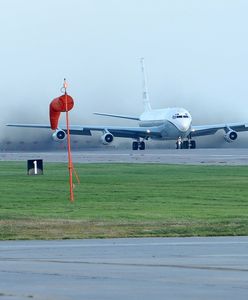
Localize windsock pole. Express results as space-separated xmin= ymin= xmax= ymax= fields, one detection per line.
xmin=63 ymin=79 xmax=74 ymax=202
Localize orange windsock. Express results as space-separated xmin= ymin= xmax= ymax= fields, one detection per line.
xmin=49 ymin=94 xmax=74 ymax=130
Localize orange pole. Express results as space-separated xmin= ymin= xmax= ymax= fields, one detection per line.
xmin=64 ymin=84 xmax=74 ymax=203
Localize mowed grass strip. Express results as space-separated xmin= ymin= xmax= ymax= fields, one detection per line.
xmin=1 ymin=161 xmax=248 ymax=239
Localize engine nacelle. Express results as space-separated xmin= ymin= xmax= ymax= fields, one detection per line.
xmin=101 ymin=132 xmax=114 ymax=145
xmin=224 ymin=130 xmax=238 ymax=143
xmin=52 ymin=129 xmax=67 ymax=142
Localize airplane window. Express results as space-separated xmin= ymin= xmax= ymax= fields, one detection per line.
xmin=173 ymin=114 xmax=189 ymax=119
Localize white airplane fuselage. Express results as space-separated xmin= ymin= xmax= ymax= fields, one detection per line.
xmin=139 ymin=107 xmax=192 ymax=140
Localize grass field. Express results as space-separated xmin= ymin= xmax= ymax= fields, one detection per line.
xmin=1 ymin=161 xmax=248 ymax=240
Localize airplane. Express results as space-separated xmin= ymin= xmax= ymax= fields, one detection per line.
xmin=6 ymin=58 xmax=248 ymax=150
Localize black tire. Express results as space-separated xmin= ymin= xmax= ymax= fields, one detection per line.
xmin=132 ymin=141 xmax=139 ymax=150
xmin=182 ymin=141 xmax=189 ymax=149
xmin=139 ymin=141 xmax=145 ymax=150
xmin=190 ymin=140 xmax=196 ymax=149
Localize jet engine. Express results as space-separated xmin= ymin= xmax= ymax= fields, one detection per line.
xmin=101 ymin=132 xmax=114 ymax=145
xmin=52 ymin=129 xmax=67 ymax=142
xmin=224 ymin=130 xmax=238 ymax=143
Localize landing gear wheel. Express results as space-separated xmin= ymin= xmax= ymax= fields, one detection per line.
xmin=132 ymin=141 xmax=139 ymax=150
xmin=190 ymin=140 xmax=196 ymax=149
xmin=182 ymin=141 xmax=189 ymax=149
xmin=139 ymin=141 xmax=145 ymax=150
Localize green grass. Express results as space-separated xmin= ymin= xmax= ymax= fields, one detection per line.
xmin=1 ymin=161 xmax=248 ymax=239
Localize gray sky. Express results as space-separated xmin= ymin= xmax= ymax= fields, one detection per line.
xmin=2 ymin=0 xmax=248 ymax=132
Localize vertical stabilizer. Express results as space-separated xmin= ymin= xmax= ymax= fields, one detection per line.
xmin=140 ymin=57 xmax=152 ymax=111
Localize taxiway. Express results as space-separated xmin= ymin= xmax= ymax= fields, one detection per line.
xmin=0 ymin=237 xmax=248 ymax=300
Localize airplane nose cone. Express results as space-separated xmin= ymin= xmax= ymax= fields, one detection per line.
xmin=177 ymin=120 xmax=191 ymax=132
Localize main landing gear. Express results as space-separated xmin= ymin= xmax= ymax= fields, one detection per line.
xmin=176 ymin=137 xmax=196 ymax=149
xmin=132 ymin=140 xmax=145 ymax=150
xmin=131 ymin=138 xmax=196 ymax=150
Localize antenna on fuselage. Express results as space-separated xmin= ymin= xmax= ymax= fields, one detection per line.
xmin=140 ymin=57 xmax=152 ymax=111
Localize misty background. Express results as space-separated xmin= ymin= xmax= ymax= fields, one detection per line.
xmin=1 ymin=0 xmax=248 ymax=150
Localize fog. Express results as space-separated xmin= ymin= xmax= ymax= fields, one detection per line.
xmin=1 ymin=0 xmax=248 ymax=150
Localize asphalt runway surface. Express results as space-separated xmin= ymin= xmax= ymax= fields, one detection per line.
xmin=1 ymin=148 xmax=248 ymax=164
xmin=0 ymin=237 xmax=248 ymax=300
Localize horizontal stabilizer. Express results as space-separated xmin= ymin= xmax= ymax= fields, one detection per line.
xmin=94 ymin=112 xmax=140 ymax=121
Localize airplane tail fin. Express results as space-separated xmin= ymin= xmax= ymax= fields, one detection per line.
xmin=140 ymin=57 xmax=152 ymax=112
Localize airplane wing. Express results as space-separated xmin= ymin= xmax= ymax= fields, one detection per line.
xmin=93 ymin=112 xmax=140 ymax=121
xmin=69 ymin=125 xmax=162 ymax=139
xmin=191 ymin=122 xmax=248 ymax=137
xmin=6 ymin=124 xmax=51 ymax=129
xmin=6 ymin=123 xmax=162 ymax=139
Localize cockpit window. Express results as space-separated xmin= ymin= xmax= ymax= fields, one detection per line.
xmin=172 ymin=113 xmax=189 ymax=119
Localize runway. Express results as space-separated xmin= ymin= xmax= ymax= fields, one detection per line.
xmin=1 ymin=148 xmax=248 ymax=164
xmin=0 ymin=237 xmax=248 ymax=300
